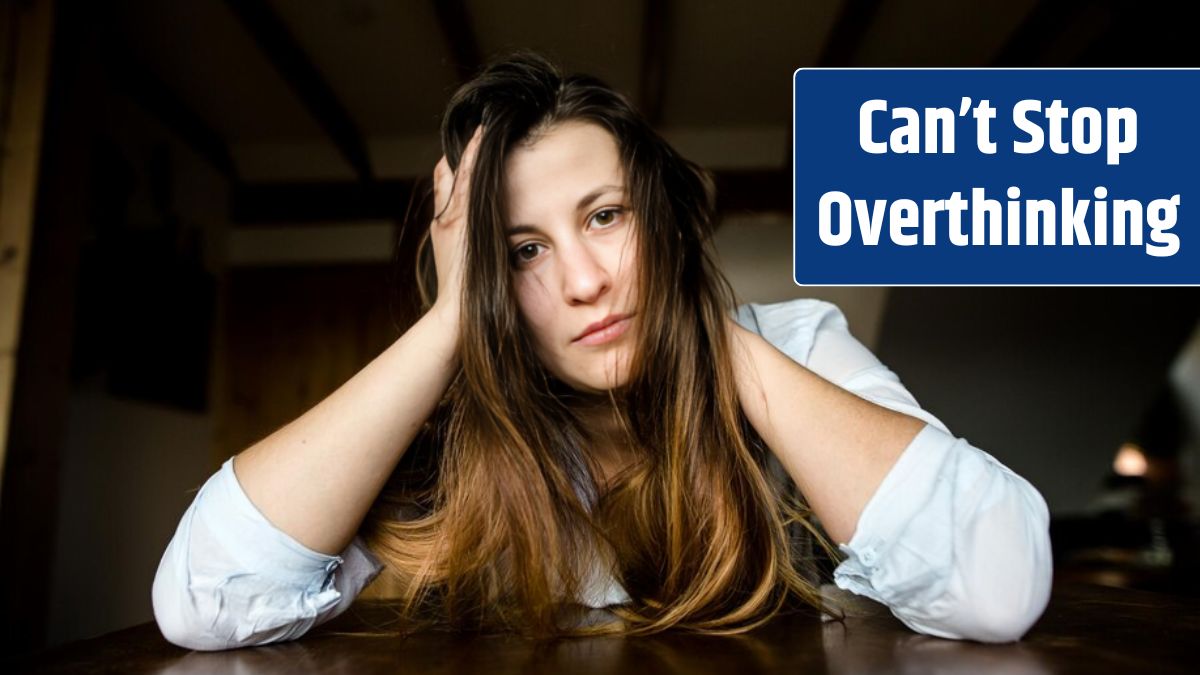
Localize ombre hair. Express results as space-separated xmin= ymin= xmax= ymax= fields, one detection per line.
xmin=361 ymin=51 xmax=837 ymax=637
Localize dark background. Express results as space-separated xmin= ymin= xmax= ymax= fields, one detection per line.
xmin=1 ymin=0 xmax=1198 ymax=656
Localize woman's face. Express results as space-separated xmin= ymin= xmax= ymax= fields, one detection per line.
xmin=503 ymin=120 xmax=640 ymax=393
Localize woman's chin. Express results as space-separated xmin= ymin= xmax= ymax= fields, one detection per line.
xmin=565 ymin=379 xmax=626 ymax=396
xmin=546 ymin=352 xmax=631 ymax=394
xmin=560 ymin=368 xmax=631 ymax=395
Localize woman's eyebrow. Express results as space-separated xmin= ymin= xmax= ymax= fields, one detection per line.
xmin=575 ymin=184 xmax=624 ymax=212
xmin=506 ymin=224 xmax=541 ymax=236
xmin=506 ymin=184 xmax=625 ymax=234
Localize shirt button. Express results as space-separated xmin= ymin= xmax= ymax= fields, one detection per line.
xmin=860 ymin=548 xmax=877 ymax=566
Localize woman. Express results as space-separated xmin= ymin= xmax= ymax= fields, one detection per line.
xmin=152 ymin=53 xmax=1052 ymax=650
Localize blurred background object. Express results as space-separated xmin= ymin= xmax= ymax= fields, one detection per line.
xmin=0 ymin=0 xmax=1197 ymax=656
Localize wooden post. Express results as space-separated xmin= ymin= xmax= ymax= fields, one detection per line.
xmin=0 ymin=0 xmax=97 ymax=653
xmin=0 ymin=0 xmax=54 ymax=496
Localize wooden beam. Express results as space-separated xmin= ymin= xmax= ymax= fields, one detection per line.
xmin=223 ymin=0 xmax=374 ymax=182
xmin=1 ymin=0 xmax=55 ymax=498
xmin=230 ymin=168 xmax=790 ymax=225
xmin=816 ymin=0 xmax=885 ymax=66
xmin=103 ymin=49 xmax=237 ymax=179
xmin=638 ymin=0 xmax=670 ymax=126
xmin=432 ymin=0 xmax=482 ymax=81
xmin=231 ymin=179 xmax=425 ymax=224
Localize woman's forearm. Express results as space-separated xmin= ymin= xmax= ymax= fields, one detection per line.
xmin=233 ymin=305 xmax=460 ymax=556
xmin=727 ymin=319 xmax=925 ymax=545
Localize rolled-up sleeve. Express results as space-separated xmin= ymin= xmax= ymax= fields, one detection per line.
xmin=151 ymin=457 xmax=384 ymax=651
xmin=833 ymin=424 xmax=1053 ymax=642
xmin=739 ymin=298 xmax=1053 ymax=643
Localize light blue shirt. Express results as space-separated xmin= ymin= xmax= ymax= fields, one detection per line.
xmin=152 ymin=298 xmax=1053 ymax=650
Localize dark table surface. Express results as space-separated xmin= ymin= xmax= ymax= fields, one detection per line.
xmin=22 ymin=582 xmax=1200 ymax=674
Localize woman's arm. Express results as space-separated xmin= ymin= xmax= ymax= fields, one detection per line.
xmin=154 ymin=298 xmax=462 ymax=650
xmin=727 ymin=306 xmax=1052 ymax=642
xmin=152 ymin=128 xmax=483 ymax=650
xmin=233 ymin=126 xmax=482 ymax=556
xmin=152 ymin=459 xmax=385 ymax=650
xmin=232 ymin=305 xmax=459 ymax=555
xmin=728 ymin=316 xmax=924 ymax=545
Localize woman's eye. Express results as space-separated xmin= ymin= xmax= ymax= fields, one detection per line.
xmin=590 ymin=208 xmax=623 ymax=229
xmin=511 ymin=242 xmax=543 ymax=264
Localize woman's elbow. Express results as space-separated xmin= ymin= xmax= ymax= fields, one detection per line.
xmin=953 ymin=568 xmax=1051 ymax=643
xmin=153 ymin=608 xmax=230 ymax=652
xmin=152 ymin=583 xmax=216 ymax=651
xmin=151 ymin=556 xmax=342 ymax=651
xmin=909 ymin=546 xmax=1051 ymax=643
xmin=151 ymin=563 xmax=238 ymax=651
xmin=946 ymin=487 xmax=1054 ymax=643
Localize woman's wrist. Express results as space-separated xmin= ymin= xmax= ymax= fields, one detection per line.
xmin=421 ymin=301 xmax=462 ymax=360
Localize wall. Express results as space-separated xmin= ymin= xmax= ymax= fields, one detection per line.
xmin=876 ymin=288 xmax=1198 ymax=514
xmin=44 ymin=86 xmax=230 ymax=646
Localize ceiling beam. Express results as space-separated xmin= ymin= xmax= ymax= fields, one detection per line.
xmin=638 ymin=0 xmax=671 ymax=126
xmin=223 ymin=0 xmax=374 ymax=182
xmin=816 ymin=0 xmax=885 ymax=66
xmin=432 ymin=0 xmax=482 ymax=81
xmin=232 ymin=179 xmax=426 ymax=224
xmin=104 ymin=49 xmax=237 ymax=179
xmin=231 ymin=168 xmax=790 ymax=225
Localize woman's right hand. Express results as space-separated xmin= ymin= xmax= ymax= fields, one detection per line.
xmin=429 ymin=125 xmax=484 ymax=328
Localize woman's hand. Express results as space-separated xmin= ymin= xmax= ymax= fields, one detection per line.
xmin=429 ymin=125 xmax=484 ymax=328
xmin=725 ymin=314 xmax=924 ymax=544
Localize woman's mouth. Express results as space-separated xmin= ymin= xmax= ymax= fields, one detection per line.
xmin=573 ymin=313 xmax=634 ymax=346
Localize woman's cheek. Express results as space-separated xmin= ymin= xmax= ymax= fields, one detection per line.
xmin=514 ymin=274 xmax=549 ymax=327
xmin=514 ymin=278 xmax=559 ymax=362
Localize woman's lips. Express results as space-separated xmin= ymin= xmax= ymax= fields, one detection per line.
xmin=573 ymin=314 xmax=633 ymax=346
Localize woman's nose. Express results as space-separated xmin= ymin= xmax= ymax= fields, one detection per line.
xmin=560 ymin=241 xmax=611 ymax=305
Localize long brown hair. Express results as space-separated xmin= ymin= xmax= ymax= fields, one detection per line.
xmin=361 ymin=52 xmax=836 ymax=637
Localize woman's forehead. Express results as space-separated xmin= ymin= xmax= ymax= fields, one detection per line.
xmin=504 ymin=121 xmax=626 ymax=217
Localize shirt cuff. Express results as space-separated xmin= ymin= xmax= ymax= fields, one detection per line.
xmin=197 ymin=457 xmax=346 ymax=595
xmin=832 ymin=422 xmax=956 ymax=607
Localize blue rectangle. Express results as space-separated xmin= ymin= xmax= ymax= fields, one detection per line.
xmin=793 ymin=69 xmax=1199 ymax=285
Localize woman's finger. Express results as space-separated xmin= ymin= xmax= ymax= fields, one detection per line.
xmin=462 ymin=125 xmax=483 ymax=173
xmin=452 ymin=126 xmax=484 ymax=203
xmin=433 ymin=155 xmax=452 ymax=220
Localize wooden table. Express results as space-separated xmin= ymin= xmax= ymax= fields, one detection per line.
xmin=22 ymin=582 xmax=1200 ymax=674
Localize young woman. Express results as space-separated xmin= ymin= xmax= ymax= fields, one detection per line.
xmin=152 ymin=53 xmax=1052 ymax=650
